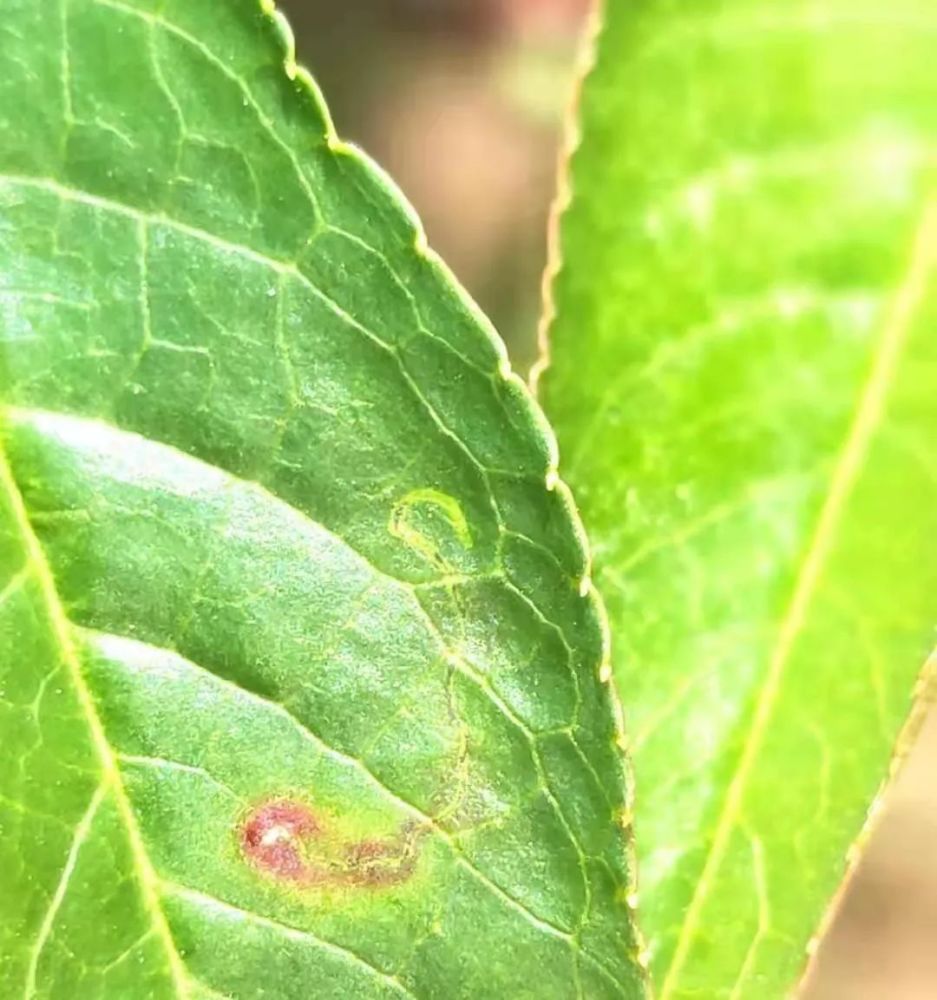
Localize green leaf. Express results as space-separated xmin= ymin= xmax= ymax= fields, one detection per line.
xmin=540 ymin=1 xmax=937 ymax=996
xmin=0 ymin=1 xmax=645 ymax=996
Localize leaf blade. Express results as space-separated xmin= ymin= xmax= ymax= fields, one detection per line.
xmin=660 ymin=197 xmax=937 ymax=997
xmin=541 ymin=1 xmax=937 ymax=996
xmin=0 ymin=1 xmax=645 ymax=996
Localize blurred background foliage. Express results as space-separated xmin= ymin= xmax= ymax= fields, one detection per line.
xmin=280 ymin=3 xmax=937 ymax=997
xmin=281 ymin=0 xmax=589 ymax=369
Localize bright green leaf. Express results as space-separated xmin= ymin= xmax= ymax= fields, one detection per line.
xmin=0 ymin=1 xmax=645 ymax=996
xmin=540 ymin=1 xmax=937 ymax=997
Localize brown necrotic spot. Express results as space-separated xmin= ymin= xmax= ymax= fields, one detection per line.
xmin=342 ymin=821 xmax=420 ymax=888
xmin=239 ymin=799 xmax=423 ymax=890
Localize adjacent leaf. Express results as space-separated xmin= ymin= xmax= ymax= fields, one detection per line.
xmin=0 ymin=1 xmax=645 ymax=996
xmin=540 ymin=1 xmax=937 ymax=996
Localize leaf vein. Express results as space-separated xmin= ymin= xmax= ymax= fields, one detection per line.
xmin=23 ymin=782 xmax=107 ymax=998
xmin=658 ymin=196 xmax=937 ymax=997
xmin=0 ymin=443 xmax=191 ymax=998
xmin=161 ymin=881 xmax=417 ymax=1000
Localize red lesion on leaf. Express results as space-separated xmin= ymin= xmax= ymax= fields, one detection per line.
xmin=240 ymin=799 xmax=323 ymax=884
xmin=239 ymin=799 xmax=422 ymax=890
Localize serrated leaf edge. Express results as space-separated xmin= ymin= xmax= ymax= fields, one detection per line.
xmin=257 ymin=0 xmax=637 ymax=837
xmin=527 ymin=0 xmax=650 ymax=977
xmin=795 ymin=651 xmax=937 ymax=996
xmin=9 ymin=0 xmax=646 ymax=991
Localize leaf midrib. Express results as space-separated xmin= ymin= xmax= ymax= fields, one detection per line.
xmin=659 ymin=195 xmax=937 ymax=998
xmin=0 ymin=438 xmax=191 ymax=997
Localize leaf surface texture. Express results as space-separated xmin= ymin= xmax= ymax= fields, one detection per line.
xmin=0 ymin=1 xmax=644 ymax=996
xmin=541 ymin=1 xmax=937 ymax=996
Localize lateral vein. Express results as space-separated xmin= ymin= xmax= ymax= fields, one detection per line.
xmin=24 ymin=783 xmax=107 ymax=997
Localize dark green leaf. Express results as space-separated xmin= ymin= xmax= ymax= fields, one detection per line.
xmin=0 ymin=1 xmax=644 ymax=996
